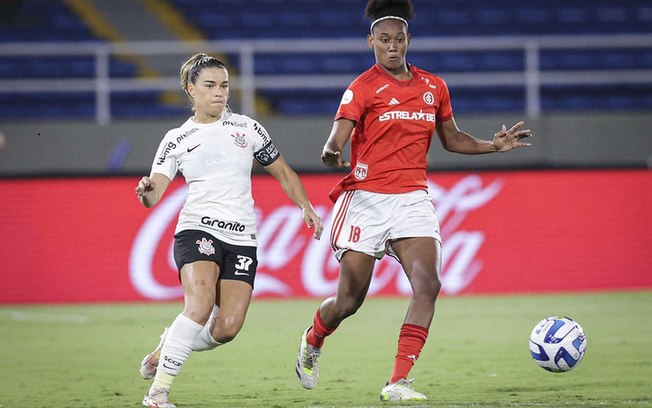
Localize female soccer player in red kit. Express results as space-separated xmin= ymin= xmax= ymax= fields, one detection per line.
xmin=295 ymin=0 xmax=532 ymax=401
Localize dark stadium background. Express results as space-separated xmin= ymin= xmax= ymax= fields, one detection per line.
xmin=0 ymin=0 xmax=650 ymax=303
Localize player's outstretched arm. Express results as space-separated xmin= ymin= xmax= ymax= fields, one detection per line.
xmin=321 ymin=119 xmax=355 ymax=168
xmin=265 ymin=157 xmax=324 ymax=240
xmin=436 ymin=117 xmax=532 ymax=154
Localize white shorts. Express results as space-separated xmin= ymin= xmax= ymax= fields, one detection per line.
xmin=330 ymin=190 xmax=442 ymax=261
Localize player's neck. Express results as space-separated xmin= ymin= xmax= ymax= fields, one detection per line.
xmin=377 ymin=63 xmax=412 ymax=81
xmin=192 ymin=110 xmax=223 ymax=124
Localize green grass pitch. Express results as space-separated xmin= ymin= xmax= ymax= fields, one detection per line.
xmin=1 ymin=291 xmax=650 ymax=407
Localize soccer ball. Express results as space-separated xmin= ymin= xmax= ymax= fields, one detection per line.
xmin=529 ymin=315 xmax=587 ymax=372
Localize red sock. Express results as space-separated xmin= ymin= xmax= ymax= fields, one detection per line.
xmin=390 ymin=323 xmax=429 ymax=384
xmin=306 ymin=309 xmax=337 ymax=348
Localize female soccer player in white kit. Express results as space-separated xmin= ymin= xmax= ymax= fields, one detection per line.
xmin=295 ymin=0 xmax=531 ymax=402
xmin=135 ymin=53 xmax=323 ymax=408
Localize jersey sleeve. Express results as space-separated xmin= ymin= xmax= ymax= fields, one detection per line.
xmin=150 ymin=131 xmax=178 ymax=180
xmin=437 ymin=78 xmax=454 ymax=122
xmin=250 ymin=119 xmax=280 ymax=166
xmin=334 ymin=81 xmax=367 ymax=123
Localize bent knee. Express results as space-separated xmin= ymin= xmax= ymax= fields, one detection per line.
xmin=413 ymin=275 xmax=442 ymax=302
xmin=333 ymin=299 xmax=363 ymax=320
xmin=214 ymin=331 xmax=237 ymax=344
xmin=184 ymin=300 xmax=215 ymax=325
xmin=212 ymin=318 xmax=244 ymax=344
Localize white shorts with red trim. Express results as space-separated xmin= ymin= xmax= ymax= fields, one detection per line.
xmin=330 ymin=189 xmax=441 ymax=261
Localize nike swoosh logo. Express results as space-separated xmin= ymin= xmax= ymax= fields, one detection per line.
xmin=234 ymin=271 xmax=250 ymax=276
xmin=162 ymin=363 xmax=177 ymax=370
xmin=187 ymin=144 xmax=201 ymax=152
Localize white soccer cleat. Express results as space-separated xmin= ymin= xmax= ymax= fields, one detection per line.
xmin=380 ymin=378 xmax=428 ymax=401
xmin=139 ymin=327 xmax=168 ymax=380
xmin=142 ymin=385 xmax=176 ymax=408
xmin=295 ymin=327 xmax=321 ymax=389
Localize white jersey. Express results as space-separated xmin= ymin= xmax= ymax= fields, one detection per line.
xmin=150 ymin=111 xmax=280 ymax=246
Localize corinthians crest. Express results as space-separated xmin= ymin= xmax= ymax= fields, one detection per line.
xmin=196 ymin=237 xmax=216 ymax=255
xmin=231 ymin=132 xmax=248 ymax=148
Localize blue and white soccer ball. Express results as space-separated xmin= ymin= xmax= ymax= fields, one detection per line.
xmin=529 ymin=315 xmax=587 ymax=372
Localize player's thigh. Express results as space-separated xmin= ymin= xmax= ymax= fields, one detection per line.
xmin=390 ymin=237 xmax=442 ymax=288
xmin=387 ymin=190 xmax=441 ymax=247
xmin=336 ymin=250 xmax=376 ymax=300
xmin=215 ymin=279 xmax=253 ymax=333
xmin=331 ymin=190 xmax=393 ymax=260
xmin=180 ymin=260 xmax=220 ymax=322
xmin=214 ymin=242 xmax=257 ymax=329
xmin=181 ymin=261 xmax=220 ymax=295
xmin=219 ymin=243 xmax=257 ymax=288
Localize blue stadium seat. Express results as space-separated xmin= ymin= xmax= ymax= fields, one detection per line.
xmin=0 ymin=0 xmax=95 ymax=41
xmin=111 ymin=92 xmax=187 ymax=118
xmin=259 ymin=89 xmax=341 ymax=115
xmin=448 ymin=86 xmax=524 ymax=113
xmin=164 ymin=0 xmax=652 ymax=115
xmin=0 ymin=92 xmax=95 ymax=119
xmin=542 ymin=84 xmax=652 ymax=111
xmin=541 ymin=49 xmax=652 ymax=71
xmin=2 ymin=0 xmax=651 ymax=117
xmin=0 ymin=56 xmax=138 ymax=79
xmin=0 ymin=1 xmax=151 ymax=118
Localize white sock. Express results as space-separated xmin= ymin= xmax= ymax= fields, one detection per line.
xmin=156 ymin=313 xmax=203 ymax=377
xmin=192 ymin=305 xmax=223 ymax=351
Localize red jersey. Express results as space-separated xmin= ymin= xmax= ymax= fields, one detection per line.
xmin=330 ymin=63 xmax=453 ymax=202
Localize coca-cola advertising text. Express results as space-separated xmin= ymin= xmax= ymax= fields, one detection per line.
xmin=0 ymin=170 xmax=650 ymax=304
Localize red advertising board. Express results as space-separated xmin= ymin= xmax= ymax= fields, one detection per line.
xmin=0 ymin=170 xmax=650 ymax=304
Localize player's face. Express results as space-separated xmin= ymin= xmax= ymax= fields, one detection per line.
xmin=368 ymin=19 xmax=410 ymax=75
xmin=187 ymin=66 xmax=230 ymax=121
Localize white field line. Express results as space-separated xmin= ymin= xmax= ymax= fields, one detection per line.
xmin=3 ymin=310 xmax=92 ymax=324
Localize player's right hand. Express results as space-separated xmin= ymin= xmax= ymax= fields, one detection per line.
xmin=321 ymin=150 xmax=350 ymax=168
xmin=135 ymin=176 xmax=156 ymax=197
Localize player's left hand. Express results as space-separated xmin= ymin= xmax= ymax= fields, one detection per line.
xmin=303 ymin=208 xmax=324 ymax=240
xmin=492 ymin=121 xmax=532 ymax=152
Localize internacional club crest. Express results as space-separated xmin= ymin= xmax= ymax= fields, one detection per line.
xmin=354 ymin=162 xmax=368 ymax=180
xmin=423 ymin=91 xmax=435 ymax=105
xmin=196 ymin=237 xmax=216 ymax=255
